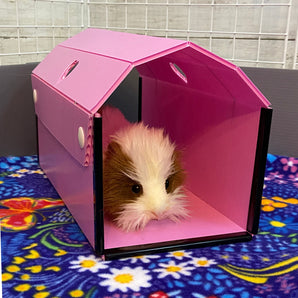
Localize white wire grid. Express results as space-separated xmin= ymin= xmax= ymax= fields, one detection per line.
xmin=0 ymin=0 xmax=297 ymax=69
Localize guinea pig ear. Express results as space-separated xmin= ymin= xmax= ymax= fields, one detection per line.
xmin=106 ymin=140 xmax=122 ymax=157
xmin=167 ymin=149 xmax=186 ymax=192
xmin=105 ymin=140 xmax=131 ymax=163
xmin=172 ymin=149 xmax=184 ymax=172
xmin=104 ymin=141 xmax=123 ymax=164
xmin=104 ymin=140 xmax=135 ymax=176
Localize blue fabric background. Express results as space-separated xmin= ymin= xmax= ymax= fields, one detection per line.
xmin=1 ymin=154 xmax=298 ymax=298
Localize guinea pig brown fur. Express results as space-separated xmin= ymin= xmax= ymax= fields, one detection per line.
xmin=103 ymin=122 xmax=188 ymax=232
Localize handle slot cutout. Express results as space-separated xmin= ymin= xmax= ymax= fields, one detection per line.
xmin=61 ymin=60 xmax=79 ymax=80
xmin=170 ymin=62 xmax=188 ymax=84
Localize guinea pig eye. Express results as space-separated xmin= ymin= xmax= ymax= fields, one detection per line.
xmin=132 ymin=184 xmax=142 ymax=194
xmin=165 ymin=178 xmax=170 ymax=190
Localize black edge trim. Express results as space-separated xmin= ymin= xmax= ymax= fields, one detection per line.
xmin=102 ymin=232 xmax=252 ymax=260
xmin=36 ymin=115 xmax=40 ymax=163
xmin=247 ymin=108 xmax=272 ymax=234
xmin=138 ymin=77 xmax=142 ymax=122
xmin=93 ymin=116 xmax=104 ymax=254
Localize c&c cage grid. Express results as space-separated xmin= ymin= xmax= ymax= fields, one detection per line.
xmin=0 ymin=0 xmax=297 ymax=69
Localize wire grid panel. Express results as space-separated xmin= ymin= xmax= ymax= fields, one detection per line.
xmin=0 ymin=0 xmax=87 ymax=65
xmin=0 ymin=0 xmax=297 ymax=69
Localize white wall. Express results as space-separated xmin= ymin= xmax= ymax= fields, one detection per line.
xmin=1 ymin=0 xmax=297 ymax=69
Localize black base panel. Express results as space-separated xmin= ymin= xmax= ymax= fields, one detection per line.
xmin=99 ymin=232 xmax=252 ymax=260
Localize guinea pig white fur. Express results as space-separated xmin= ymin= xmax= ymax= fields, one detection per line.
xmin=103 ymin=122 xmax=188 ymax=232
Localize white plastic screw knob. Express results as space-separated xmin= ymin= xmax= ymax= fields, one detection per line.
xmin=33 ymin=89 xmax=37 ymax=104
xmin=78 ymin=127 xmax=85 ymax=149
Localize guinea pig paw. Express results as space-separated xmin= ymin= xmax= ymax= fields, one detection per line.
xmin=168 ymin=214 xmax=182 ymax=223
xmin=168 ymin=212 xmax=188 ymax=223
xmin=115 ymin=212 xmax=150 ymax=232
xmin=166 ymin=203 xmax=190 ymax=223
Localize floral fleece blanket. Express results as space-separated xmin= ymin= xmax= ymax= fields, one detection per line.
xmin=1 ymin=154 xmax=298 ymax=298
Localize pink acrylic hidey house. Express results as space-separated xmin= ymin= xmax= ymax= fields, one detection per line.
xmin=31 ymin=28 xmax=272 ymax=260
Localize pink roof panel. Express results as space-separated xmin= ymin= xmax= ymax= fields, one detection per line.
xmin=33 ymin=28 xmax=271 ymax=114
xmin=60 ymin=28 xmax=187 ymax=64
xmin=32 ymin=45 xmax=132 ymax=113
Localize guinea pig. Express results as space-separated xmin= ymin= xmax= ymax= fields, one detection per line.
xmin=103 ymin=122 xmax=188 ymax=232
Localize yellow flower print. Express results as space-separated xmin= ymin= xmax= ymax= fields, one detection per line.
xmin=134 ymin=255 xmax=145 ymax=259
xmin=69 ymin=289 xmax=84 ymax=297
xmin=14 ymin=283 xmax=31 ymax=292
xmin=6 ymin=265 xmax=20 ymax=273
xmin=25 ymin=265 xmax=43 ymax=273
xmin=220 ymin=255 xmax=230 ymax=260
xmin=45 ymin=266 xmax=61 ymax=272
xmin=23 ymin=243 xmax=38 ymax=250
xmin=2 ymin=272 xmax=13 ymax=281
xmin=17 ymin=169 xmax=30 ymax=174
xmin=172 ymin=252 xmax=184 ymax=257
xmin=13 ymin=256 xmax=26 ymax=264
xmin=34 ymin=292 xmax=50 ymax=298
xmin=36 ymin=285 xmax=47 ymax=291
xmin=261 ymin=196 xmax=298 ymax=212
xmin=270 ymin=220 xmax=286 ymax=228
xmin=114 ymin=273 xmax=134 ymax=283
xmin=54 ymin=249 xmax=67 ymax=256
xmin=25 ymin=249 xmax=40 ymax=259
xmin=241 ymin=255 xmax=250 ymax=261
xmin=21 ymin=274 xmax=31 ymax=280
xmin=32 ymin=285 xmax=50 ymax=298
xmin=30 ymin=170 xmax=44 ymax=175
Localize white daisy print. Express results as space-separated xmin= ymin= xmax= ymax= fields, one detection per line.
xmin=99 ymin=266 xmax=152 ymax=292
xmin=8 ymin=173 xmax=24 ymax=178
xmin=69 ymin=255 xmax=109 ymax=273
xmin=190 ymin=257 xmax=217 ymax=267
xmin=121 ymin=254 xmax=160 ymax=264
xmin=153 ymin=260 xmax=195 ymax=279
xmin=166 ymin=250 xmax=192 ymax=260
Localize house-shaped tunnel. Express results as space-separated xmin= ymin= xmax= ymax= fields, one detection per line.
xmin=32 ymin=29 xmax=272 ymax=259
